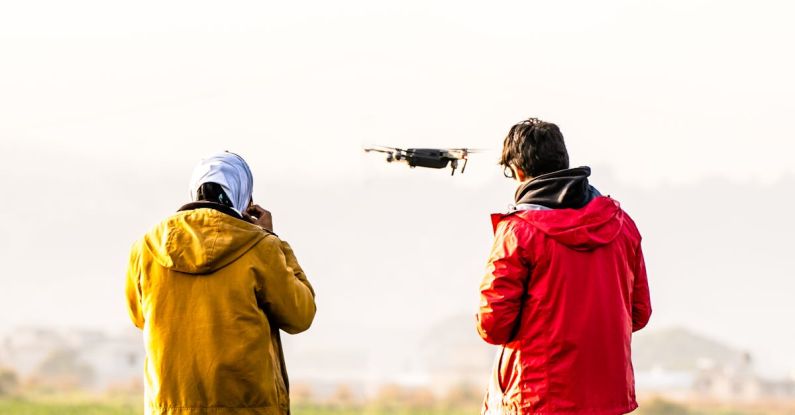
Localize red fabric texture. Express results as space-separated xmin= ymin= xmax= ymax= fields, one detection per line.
xmin=477 ymin=196 xmax=651 ymax=415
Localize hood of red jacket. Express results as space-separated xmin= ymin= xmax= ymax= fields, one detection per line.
xmin=494 ymin=196 xmax=624 ymax=251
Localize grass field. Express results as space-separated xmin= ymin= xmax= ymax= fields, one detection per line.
xmin=0 ymin=400 xmax=473 ymax=415
xmin=0 ymin=395 xmax=790 ymax=415
xmin=0 ymin=397 xmax=141 ymax=415
xmin=0 ymin=396 xmax=476 ymax=415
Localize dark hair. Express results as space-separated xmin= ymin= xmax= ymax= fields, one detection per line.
xmin=500 ymin=117 xmax=569 ymax=178
xmin=195 ymin=182 xmax=234 ymax=208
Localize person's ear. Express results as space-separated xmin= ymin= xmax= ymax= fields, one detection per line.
xmin=514 ymin=167 xmax=528 ymax=182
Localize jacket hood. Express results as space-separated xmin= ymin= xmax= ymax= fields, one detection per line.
xmin=516 ymin=196 xmax=625 ymax=251
xmin=142 ymin=205 xmax=268 ymax=274
xmin=514 ymin=166 xmax=599 ymax=209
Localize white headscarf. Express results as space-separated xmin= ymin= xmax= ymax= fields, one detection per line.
xmin=188 ymin=151 xmax=254 ymax=215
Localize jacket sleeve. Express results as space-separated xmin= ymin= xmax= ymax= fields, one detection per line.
xmin=631 ymin=243 xmax=652 ymax=332
xmin=255 ymin=237 xmax=317 ymax=334
xmin=477 ymin=219 xmax=530 ymax=345
xmin=125 ymin=240 xmax=145 ymax=330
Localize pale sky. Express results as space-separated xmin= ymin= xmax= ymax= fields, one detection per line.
xmin=1 ymin=0 xmax=794 ymax=378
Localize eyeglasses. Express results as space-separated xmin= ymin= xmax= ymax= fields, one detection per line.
xmin=503 ymin=165 xmax=515 ymax=179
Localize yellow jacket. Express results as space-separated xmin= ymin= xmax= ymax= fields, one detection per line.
xmin=125 ymin=203 xmax=316 ymax=415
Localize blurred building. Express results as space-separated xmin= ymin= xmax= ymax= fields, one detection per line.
xmin=0 ymin=323 xmax=793 ymax=403
xmin=414 ymin=314 xmax=492 ymax=396
xmin=0 ymin=327 xmax=143 ymax=391
xmin=634 ymin=328 xmax=795 ymax=402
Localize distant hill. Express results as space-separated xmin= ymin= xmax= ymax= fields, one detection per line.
xmin=415 ymin=314 xmax=748 ymax=377
xmin=417 ymin=313 xmax=493 ymax=373
xmin=632 ymin=327 xmax=745 ymax=372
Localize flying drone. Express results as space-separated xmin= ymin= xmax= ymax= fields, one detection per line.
xmin=363 ymin=146 xmax=480 ymax=175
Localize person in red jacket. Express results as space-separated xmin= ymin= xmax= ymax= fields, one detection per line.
xmin=477 ymin=118 xmax=651 ymax=415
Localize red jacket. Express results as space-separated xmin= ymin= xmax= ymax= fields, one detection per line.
xmin=477 ymin=196 xmax=651 ymax=415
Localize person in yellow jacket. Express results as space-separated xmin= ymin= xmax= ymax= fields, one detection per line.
xmin=125 ymin=151 xmax=316 ymax=415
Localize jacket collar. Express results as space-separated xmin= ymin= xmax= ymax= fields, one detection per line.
xmin=514 ymin=166 xmax=599 ymax=210
xmin=178 ymin=201 xmax=243 ymax=220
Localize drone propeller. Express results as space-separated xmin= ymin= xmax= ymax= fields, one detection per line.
xmin=364 ymin=146 xmax=397 ymax=154
xmin=449 ymin=148 xmax=486 ymax=152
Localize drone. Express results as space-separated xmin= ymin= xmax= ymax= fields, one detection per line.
xmin=364 ymin=146 xmax=480 ymax=175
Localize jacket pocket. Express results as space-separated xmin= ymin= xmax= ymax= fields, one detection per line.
xmin=484 ymin=347 xmax=504 ymax=414
xmin=489 ymin=344 xmax=523 ymax=414
xmin=271 ymin=329 xmax=290 ymax=410
xmin=485 ymin=345 xmax=518 ymax=414
xmin=496 ymin=346 xmax=508 ymax=395
xmin=499 ymin=345 xmax=521 ymax=394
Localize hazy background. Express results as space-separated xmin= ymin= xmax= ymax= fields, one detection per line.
xmin=1 ymin=0 xmax=794 ymax=399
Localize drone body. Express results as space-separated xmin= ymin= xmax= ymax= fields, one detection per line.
xmin=364 ymin=146 xmax=477 ymax=175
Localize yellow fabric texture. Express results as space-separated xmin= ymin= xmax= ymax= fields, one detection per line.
xmin=125 ymin=207 xmax=316 ymax=415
